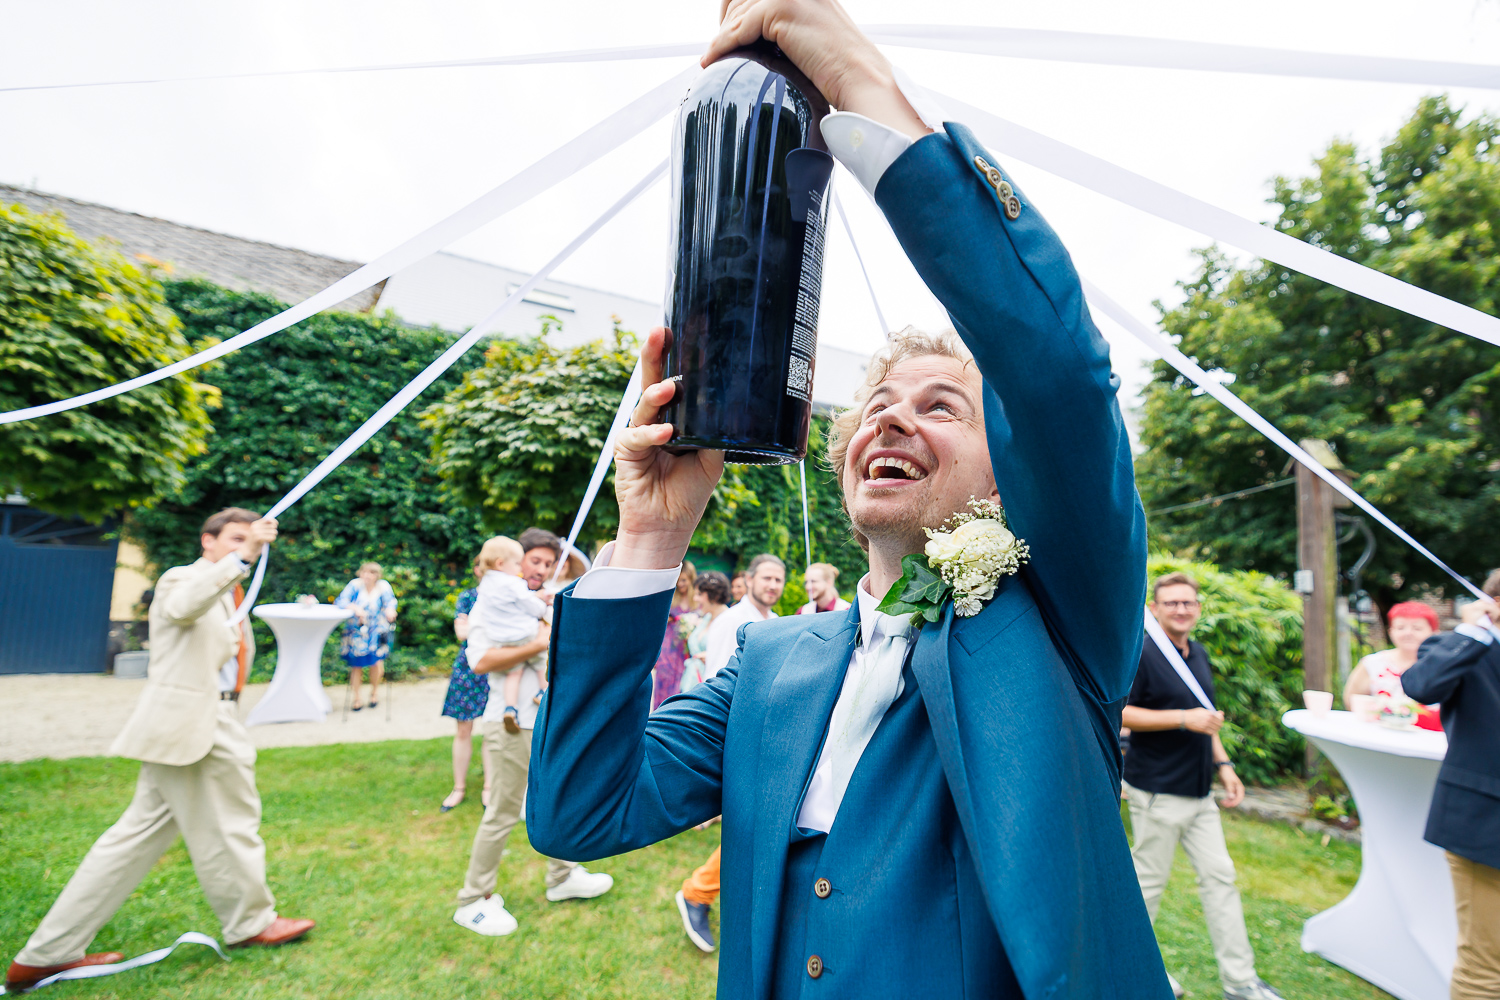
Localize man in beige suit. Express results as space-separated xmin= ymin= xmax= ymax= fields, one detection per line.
xmin=7 ymin=508 xmax=314 ymax=993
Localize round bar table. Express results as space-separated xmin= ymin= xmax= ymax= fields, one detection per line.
xmin=245 ymin=603 xmax=352 ymax=726
xmin=1282 ymin=709 xmax=1452 ymax=1000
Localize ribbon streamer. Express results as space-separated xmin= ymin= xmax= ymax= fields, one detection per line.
xmin=0 ymin=68 xmax=693 ymax=427
xmin=2 ymin=932 xmax=228 ymax=994
xmin=1081 ymin=278 xmax=1485 ymax=601
xmin=932 ymin=90 xmax=1500 ymax=349
xmin=798 ymin=460 xmax=813 ymax=571
xmin=550 ymin=360 xmax=644 ymax=584
xmin=1142 ymin=609 xmax=1216 ymax=712
xmin=230 ymin=162 xmax=667 ymax=622
xmin=10 ymin=28 xmax=1500 ymax=94
xmin=832 ymin=181 xmax=890 ymax=341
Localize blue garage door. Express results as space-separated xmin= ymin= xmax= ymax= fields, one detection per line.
xmin=0 ymin=505 xmax=118 ymax=674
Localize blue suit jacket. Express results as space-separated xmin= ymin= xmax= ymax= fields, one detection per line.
xmin=529 ymin=123 xmax=1169 ymax=999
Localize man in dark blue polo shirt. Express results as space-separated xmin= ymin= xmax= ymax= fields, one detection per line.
xmin=1122 ymin=572 xmax=1281 ymax=1000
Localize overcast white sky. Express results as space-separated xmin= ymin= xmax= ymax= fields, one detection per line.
xmin=4 ymin=0 xmax=1500 ymax=412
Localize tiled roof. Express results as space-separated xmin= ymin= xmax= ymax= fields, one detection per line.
xmin=0 ymin=185 xmax=380 ymax=312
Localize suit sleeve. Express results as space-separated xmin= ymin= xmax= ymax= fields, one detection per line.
xmin=873 ymin=124 xmax=1147 ymax=702
xmin=527 ymin=587 xmax=734 ymax=861
xmin=157 ymin=554 xmax=248 ymax=625
xmin=1402 ymin=632 xmax=1487 ymax=704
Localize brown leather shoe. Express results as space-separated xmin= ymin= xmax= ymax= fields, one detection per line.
xmin=6 ymin=952 xmax=125 ymax=991
xmin=229 ymin=917 xmax=315 ymax=948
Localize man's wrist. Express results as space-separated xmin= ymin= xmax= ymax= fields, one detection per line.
xmin=609 ymin=529 xmax=694 ymax=571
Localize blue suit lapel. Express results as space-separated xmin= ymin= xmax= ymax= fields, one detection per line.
xmin=749 ymin=605 xmax=859 ymax=998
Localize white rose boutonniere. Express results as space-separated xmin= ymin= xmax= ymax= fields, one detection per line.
xmin=878 ymin=497 xmax=1030 ymax=625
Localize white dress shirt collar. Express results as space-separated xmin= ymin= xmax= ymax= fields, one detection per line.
xmin=855 ymin=575 xmax=913 ymax=649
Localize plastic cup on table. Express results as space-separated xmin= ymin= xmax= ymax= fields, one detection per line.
xmin=1350 ymin=693 xmax=1378 ymax=722
xmin=1303 ymin=690 xmax=1334 ymax=716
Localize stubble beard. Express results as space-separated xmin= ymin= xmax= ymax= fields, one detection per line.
xmin=848 ymin=483 xmax=944 ymax=561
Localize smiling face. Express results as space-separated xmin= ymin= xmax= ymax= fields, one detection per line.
xmin=841 ymin=354 xmax=998 ymax=556
xmin=1388 ymin=615 xmax=1435 ymax=656
xmin=520 ymin=546 xmax=557 ymax=591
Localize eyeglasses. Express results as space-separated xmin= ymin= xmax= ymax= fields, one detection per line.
xmin=1157 ymin=600 xmax=1200 ymax=611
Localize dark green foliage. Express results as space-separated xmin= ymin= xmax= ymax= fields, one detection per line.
xmin=1138 ymin=97 xmax=1500 ymax=608
xmin=127 ymin=281 xmax=489 ymax=655
xmin=1148 ymin=554 xmax=1305 ymax=784
xmin=875 ymin=554 xmax=949 ymax=624
xmin=0 ymin=203 xmax=213 ymax=521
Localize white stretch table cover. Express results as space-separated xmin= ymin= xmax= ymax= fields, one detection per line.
xmin=1282 ymin=709 xmax=1453 ymax=1000
xmin=245 ymin=604 xmax=351 ymax=726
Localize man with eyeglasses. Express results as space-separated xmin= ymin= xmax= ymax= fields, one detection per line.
xmin=1121 ymin=572 xmax=1283 ymax=1000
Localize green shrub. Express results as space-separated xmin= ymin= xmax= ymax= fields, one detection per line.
xmin=1147 ymin=554 xmax=1305 ymax=784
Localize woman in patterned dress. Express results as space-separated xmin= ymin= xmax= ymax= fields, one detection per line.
xmin=440 ymin=557 xmax=491 ymax=811
xmin=651 ymin=562 xmax=697 ymax=710
xmin=337 ymin=562 xmax=398 ymax=711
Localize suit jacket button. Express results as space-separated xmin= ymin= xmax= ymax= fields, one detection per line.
xmin=1005 ymin=196 xmax=1022 ymax=220
xmin=807 ymin=955 xmax=824 ymax=978
xmin=814 ymin=877 xmax=831 ymax=899
xmin=998 ymin=180 xmax=1014 ymax=200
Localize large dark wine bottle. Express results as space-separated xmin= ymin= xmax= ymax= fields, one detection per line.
xmin=663 ymin=41 xmax=834 ymax=465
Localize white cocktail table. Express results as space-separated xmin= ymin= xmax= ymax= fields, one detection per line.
xmin=1282 ymin=709 xmax=1452 ymax=1000
xmin=245 ymin=603 xmax=351 ymax=726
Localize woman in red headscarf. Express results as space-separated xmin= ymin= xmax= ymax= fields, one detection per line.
xmin=1344 ymin=601 xmax=1443 ymax=730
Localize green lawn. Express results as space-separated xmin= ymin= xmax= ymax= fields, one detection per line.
xmin=1 ymin=740 xmax=1389 ymax=999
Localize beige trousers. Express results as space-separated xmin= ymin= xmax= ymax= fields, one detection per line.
xmin=1124 ymin=781 xmax=1257 ymax=989
xmin=456 ymin=722 xmax=574 ymax=906
xmin=17 ymin=704 xmax=277 ymax=966
xmin=1448 ymin=852 xmax=1500 ymax=1000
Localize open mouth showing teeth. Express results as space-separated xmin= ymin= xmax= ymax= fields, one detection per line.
xmin=866 ymin=457 xmax=928 ymax=482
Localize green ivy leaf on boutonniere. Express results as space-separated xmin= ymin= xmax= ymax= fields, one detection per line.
xmin=875 ymin=553 xmax=953 ymax=627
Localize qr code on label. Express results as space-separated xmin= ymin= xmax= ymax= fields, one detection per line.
xmin=785 ymin=355 xmax=811 ymax=401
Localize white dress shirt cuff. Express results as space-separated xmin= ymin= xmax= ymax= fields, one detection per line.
xmin=569 ymin=540 xmax=681 ymax=600
xmin=1455 ymin=622 xmax=1496 ymax=645
xmin=819 ymin=113 xmax=913 ymax=198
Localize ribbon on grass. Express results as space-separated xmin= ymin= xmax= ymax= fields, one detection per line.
xmin=1081 ymin=278 xmax=1486 ymax=600
xmin=230 ymin=161 xmax=668 ymax=622
xmin=1 ymin=932 xmax=228 ymax=994
xmin=0 ymin=68 xmax=693 ymax=427
xmin=930 ymin=89 xmax=1500 ymax=349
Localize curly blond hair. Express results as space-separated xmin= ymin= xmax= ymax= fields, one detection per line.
xmin=824 ymin=327 xmax=975 ymax=494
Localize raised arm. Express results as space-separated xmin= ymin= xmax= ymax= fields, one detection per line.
xmin=874 ymin=131 xmax=1146 ymax=702
xmin=157 ymin=553 xmax=248 ymax=625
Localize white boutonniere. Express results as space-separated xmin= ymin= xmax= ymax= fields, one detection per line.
xmin=876 ymin=497 xmax=1030 ymax=625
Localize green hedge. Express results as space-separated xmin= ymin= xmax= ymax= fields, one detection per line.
xmin=1146 ymin=554 xmax=1305 ymax=785
xmin=128 ymin=281 xmax=490 ymax=662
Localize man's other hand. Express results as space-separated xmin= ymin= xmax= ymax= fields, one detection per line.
xmin=1183 ymin=708 xmax=1224 ymax=735
xmin=1459 ymin=597 xmax=1500 ymax=627
xmin=611 ymin=327 xmax=724 ymax=570
xmin=239 ymin=518 xmax=278 ymax=563
xmin=1217 ymin=765 xmax=1245 ymax=809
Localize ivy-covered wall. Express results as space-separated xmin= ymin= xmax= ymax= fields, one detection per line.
xmin=127 ymin=281 xmax=490 ymax=660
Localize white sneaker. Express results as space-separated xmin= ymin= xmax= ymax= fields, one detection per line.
xmin=1168 ymin=973 xmax=1185 ymax=998
xmin=545 ymin=865 xmax=613 ymax=901
xmin=453 ymin=895 xmax=518 ymax=937
xmin=1223 ymin=979 xmax=1284 ymax=1000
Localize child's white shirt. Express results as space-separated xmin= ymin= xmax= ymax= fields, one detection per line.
xmin=465 ymin=570 xmax=549 ymax=668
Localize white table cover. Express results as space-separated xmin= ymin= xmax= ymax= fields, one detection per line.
xmin=1282 ymin=709 xmax=1452 ymax=1000
xmin=245 ymin=604 xmax=351 ymax=726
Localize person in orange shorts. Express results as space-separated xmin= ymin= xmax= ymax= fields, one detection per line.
xmin=675 ymin=846 xmax=720 ymax=952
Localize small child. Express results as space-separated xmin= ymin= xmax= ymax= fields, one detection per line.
xmin=465 ymin=536 xmax=553 ymax=734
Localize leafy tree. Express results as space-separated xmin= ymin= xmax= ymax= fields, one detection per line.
xmin=0 ymin=203 xmax=213 ymax=521
xmin=127 ymin=280 xmax=489 ymax=656
xmin=1137 ymin=97 xmax=1500 ymax=611
xmin=1147 ymin=554 xmax=1304 ymax=784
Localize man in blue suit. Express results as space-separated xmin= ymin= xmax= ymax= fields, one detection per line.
xmin=527 ymin=2 xmax=1170 ymax=997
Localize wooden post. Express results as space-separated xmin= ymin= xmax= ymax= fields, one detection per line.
xmin=1294 ymin=439 xmax=1350 ymax=772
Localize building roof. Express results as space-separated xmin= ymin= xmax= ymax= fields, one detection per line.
xmin=0 ymin=184 xmax=380 ymax=312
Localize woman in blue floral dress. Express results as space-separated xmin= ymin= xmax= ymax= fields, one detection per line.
xmin=337 ymin=562 xmax=398 ymax=711
xmin=439 ymin=559 xmax=490 ymax=811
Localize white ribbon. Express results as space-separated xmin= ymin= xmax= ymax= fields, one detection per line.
xmin=230 ymin=162 xmax=667 ymax=622
xmin=0 ymin=68 xmax=692 ymax=427
xmin=798 ymin=460 xmax=813 ymax=570
xmin=12 ymin=28 xmax=1500 ymax=94
xmin=867 ymin=25 xmax=1500 ymax=91
xmin=1142 ymin=609 xmax=1216 ymax=711
xmin=832 ymin=180 xmax=890 ymax=341
xmin=550 ymin=360 xmax=644 ymax=584
xmin=2 ymin=932 xmax=228 ymax=994
xmin=930 ymin=90 xmax=1500 ymax=349
xmin=1082 ymin=278 xmax=1486 ymax=601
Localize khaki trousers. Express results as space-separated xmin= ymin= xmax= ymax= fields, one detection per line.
xmin=1448 ymin=852 xmax=1500 ymax=1000
xmin=457 ymin=722 xmax=574 ymax=906
xmin=1124 ymin=782 xmax=1257 ymax=989
xmin=17 ymin=704 xmax=276 ymax=966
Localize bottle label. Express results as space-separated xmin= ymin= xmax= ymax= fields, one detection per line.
xmin=786 ymin=193 xmax=825 ymax=402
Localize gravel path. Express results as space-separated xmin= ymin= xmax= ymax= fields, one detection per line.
xmin=1 ymin=673 xmax=459 ymax=763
